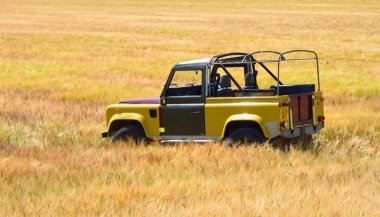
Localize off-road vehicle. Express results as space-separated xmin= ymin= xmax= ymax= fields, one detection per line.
xmin=101 ymin=50 xmax=325 ymax=144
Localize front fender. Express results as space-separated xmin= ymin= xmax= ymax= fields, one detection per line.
xmin=223 ymin=114 xmax=271 ymax=138
xmin=107 ymin=113 xmax=148 ymax=135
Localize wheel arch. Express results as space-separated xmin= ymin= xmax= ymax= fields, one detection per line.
xmin=223 ymin=114 xmax=270 ymax=138
xmin=107 ymin=113 xmax=147 ymax=136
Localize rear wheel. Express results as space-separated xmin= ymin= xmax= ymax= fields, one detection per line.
xmin=227 ymin=127 xmax=266 ymax=145
xmin=112 ymin=126 xmax=146 ymax=144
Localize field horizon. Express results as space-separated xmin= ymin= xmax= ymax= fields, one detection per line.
xmin=0 ymin=0 xmax=379 ymax=216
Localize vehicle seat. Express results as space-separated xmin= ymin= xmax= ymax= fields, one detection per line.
xmin=244 ymin=70 xmax=258 ymax=89
xmin=217 ymin=75 xmax=233 ymax=97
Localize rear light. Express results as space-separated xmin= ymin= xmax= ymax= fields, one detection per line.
xmin=318 ymin=115 xmax=325 ymax=123
xmin=279 ymin=121 xmax=287 ymax=131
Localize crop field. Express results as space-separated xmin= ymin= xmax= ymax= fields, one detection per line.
xmin=0 ymin=0 xmax=379 ymax=216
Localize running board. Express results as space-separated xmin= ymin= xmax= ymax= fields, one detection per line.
xmin=160 ymin=140 xmax=215 ymax=143
xmin=154 ymin=136 xmax=221 ymax=143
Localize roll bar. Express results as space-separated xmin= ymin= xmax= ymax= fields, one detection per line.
xmin=209 ymin=50 xmax=320 ymax=95
xmin=276 ymin=50 xmax=320 ymax=94
xmin=211 ymin=52 xmax=249 ymax=62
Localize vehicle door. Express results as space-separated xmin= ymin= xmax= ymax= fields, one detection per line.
xmin=160 ymin=66 xmax=206 ymax=136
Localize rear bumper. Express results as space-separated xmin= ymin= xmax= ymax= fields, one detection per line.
xmin=281 ymin=123 xmax=324 ymax=138
xmin=101 ymin=131 xmax=109 ymax=138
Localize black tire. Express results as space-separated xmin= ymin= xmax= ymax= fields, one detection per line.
xmin=112 ymin=126 xmax=146 ymax=144
xmin=227 ymin=127 xmax=266 ymax=145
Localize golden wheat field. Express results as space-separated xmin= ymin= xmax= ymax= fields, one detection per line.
xmin=0 ymin=0 xmax=379 ymax=216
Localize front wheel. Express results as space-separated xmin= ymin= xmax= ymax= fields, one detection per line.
xmin=112 ymin=126 xmax=147 ymax=144
xmin=227 ymin=127 xmax=266 ymax=145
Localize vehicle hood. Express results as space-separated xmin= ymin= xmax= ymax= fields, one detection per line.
xmin=119 ymin=97 xmax=160 ymax=104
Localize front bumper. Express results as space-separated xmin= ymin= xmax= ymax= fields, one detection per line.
xmin=281 ymin=123 xmax=324 ymax=138
xmin=101 ymin=131 xmax=109 ymax=138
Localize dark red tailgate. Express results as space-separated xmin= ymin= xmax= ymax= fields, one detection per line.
xmin=289 ymin=93 xmax=313 ymax=126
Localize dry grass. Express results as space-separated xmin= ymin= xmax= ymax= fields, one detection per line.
xmin=0 ymin=0 xmax=379 ymax=216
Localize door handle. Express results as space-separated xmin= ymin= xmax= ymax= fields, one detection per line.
xmin=190 ymin=111 xmax=201 ymax=115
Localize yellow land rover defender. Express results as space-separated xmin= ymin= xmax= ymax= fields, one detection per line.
xmin=101 ymin=50 xmax=325 ymax=144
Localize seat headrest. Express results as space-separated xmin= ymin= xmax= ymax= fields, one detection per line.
xmin=220 ymin=75 xmax=231 ymax=88
xmin=245 ymin=73 xmax=254 ymax=86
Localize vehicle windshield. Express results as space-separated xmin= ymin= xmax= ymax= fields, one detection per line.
xmin=166 ymin=70 xmax=202 ymax=96
xmin=170 ymin=70 xmax=201 ymax=87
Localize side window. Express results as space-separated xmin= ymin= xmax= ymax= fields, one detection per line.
xmin=166 ymin=70 xmax=203 ymax=96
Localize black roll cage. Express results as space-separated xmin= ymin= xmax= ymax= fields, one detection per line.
xmin=209 ymin=50 xmax=320 ymax=96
